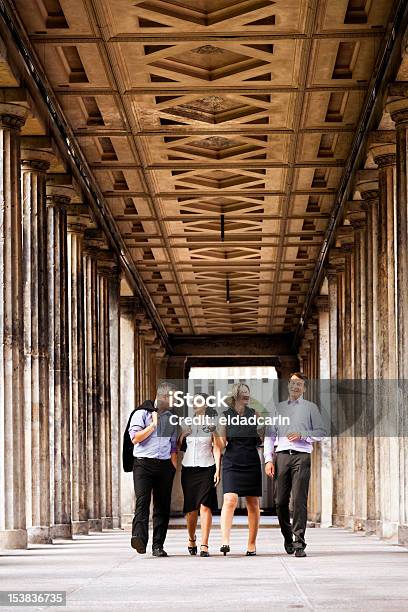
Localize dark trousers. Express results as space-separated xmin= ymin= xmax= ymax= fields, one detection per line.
xmin=275 ymin=451 xmax=311 ymax=548
xmin=132 ymin=457 xmax=176 ymax=549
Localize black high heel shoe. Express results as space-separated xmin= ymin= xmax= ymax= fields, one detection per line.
xmin=220 ymin=545 xmax=230 ymax=556
xmin=200 ymin=544 xmax=210 ymax=557
xmin=188 ymin=536 xmax=197 ymax=555
xmin=246 ymin=550 xmax=256 ymax=556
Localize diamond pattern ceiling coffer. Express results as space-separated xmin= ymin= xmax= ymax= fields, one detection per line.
xmin=134 ymin=0 xmax=276 ymax=28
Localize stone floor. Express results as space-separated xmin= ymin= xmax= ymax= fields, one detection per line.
xmin=1 ymin=523 xmax=407 ymax=612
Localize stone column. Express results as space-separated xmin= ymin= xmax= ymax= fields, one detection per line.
xmin=387 ymin=99 xmax=408 ymax=545
xmin=67 ymin=203 xmax=90 ymax=535
xmin=83 ymin=237 xmax=102 ymax=532
xmin=327 ymin=248 xmax=345 ymax=526
xmin=108 ymin=259 xmax=121 ymax=529
xmin=356 ymin=174 xmax=380 ymax=535
xmin=337 ymin=226 xmax=355 ymax=530
xmin=315 ymin=294 xmax=333 ymax=527
xmin=348 ymin=201 xmax=368 ymax=531
xmin=97 ymin=251 xmax=115 ymax=530
xmin=371 ymin=144 xmax=399 ymax=538
xmin=46 ymin=181 xmax=74 ymax=539
xmin=120 ymin=297 xmax=139 ymax=528
xmin=0 ymin=103 xmax=28 ymax=549
xmin=21 ymin=147 xmax=54 ymax=544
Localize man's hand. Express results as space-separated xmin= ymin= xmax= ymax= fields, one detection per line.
xmin=214 ymin=469 xmax=220 ymax=486
xmin=265 ymin=461 xmax=275 ymax=478
xmin=287 ymin=432 xmax=302 ymax=442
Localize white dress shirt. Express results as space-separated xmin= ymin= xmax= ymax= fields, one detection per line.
xmin=181 ymin=424 xmax=215 ymax=468
xmin=264 ymin=396 xmax=327 ymax=462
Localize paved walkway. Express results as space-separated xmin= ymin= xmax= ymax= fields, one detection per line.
xmin=1 ymin=525 xmax=407 ymax=612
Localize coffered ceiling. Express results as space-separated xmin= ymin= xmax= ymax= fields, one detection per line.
xmin=13 ymin=0 xmax=394 ymax=334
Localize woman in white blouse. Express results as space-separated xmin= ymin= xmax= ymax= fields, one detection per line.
xmin=178 ymin=393 xmax=221 ymax=557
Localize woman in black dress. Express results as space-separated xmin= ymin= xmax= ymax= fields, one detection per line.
xmin=178 ymin=394 xmax=221 ymax=557
xmin=219 ymin=383 xmax=263 ymax=556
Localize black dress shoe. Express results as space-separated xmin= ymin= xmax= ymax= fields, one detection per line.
xmin=131 ymin=536 xmax=146 ymax=554
xmin=246 ymin=550 xmax=256 ymax=556
xmin=220 ymin=545 xmax=230 ymax=556
xmin=152 ymin=547 xmax=168 ymax=557
xmin=200 ymin=544 xmax=210 ymax=557
xmin=284 ymin=541 xmax=295 ymax=555
xmin=295 ymin=548 xmax=307 ymax=557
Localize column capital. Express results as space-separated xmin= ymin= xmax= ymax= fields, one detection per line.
xmin=0 ymin=102 xmax=28 ymax=130
xmin=119 ymin=296 xmax=142 ymax=315
xmin=355 ymin=172 xmax=379 ymax=207
xmin=336 ymin=225 xmax=354 ymax=252
xmin=46 ymin=184 xmax=76 ymax=208
xmin=386 ymin=97 xmax=408 ymax=125
xmin=346 ymin=201 xmax=366 ymax=229
xmin=315 ymin=294 xmax=329 ymax=313
xmin=21 ymin=149 xmax=56 ymax=173
xmin=83 ymin=228 xmax=108 ymax=256
xmin=67 ymin=204 xmax=92 ymax=234
xmin=97 ymin=250 xmax=121 ymax=278
xmin=369 ymin=143 xmax=396 ymax=167
xmin=328 ymin=247 xmax=345 ymax=273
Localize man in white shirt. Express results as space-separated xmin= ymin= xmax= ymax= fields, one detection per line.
xmin=264 ymin=372 xmax=327 ymax=557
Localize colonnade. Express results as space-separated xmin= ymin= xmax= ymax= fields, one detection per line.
xmin=0 ymin=99 xmax=166 ymax=548
xmin=300 ymin=96 xmax=408 ymax=547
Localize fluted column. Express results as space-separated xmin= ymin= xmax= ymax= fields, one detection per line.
xmin=46 ymin=182 xmax=74 ymax=540
xmin=356 ymin=175 xmax=380 ymax=535
xmin=315 ymin=294 xmax=332 ymax=527
xmin=67 ymin=203 xmax=89 ymax=535
xmin=388 ymin=99 xmax=408 ymax=545
xmin=97 ymin=252 xmax=114 ymax=530
xmin=119 ymin=297 xmax=139 ymax=528
xmin=371 ymin=143 xmax=399 ymax=538
xmin=328 ymin=248 xmax=345 ymax=526
xmin=348 ymin=201 xmax=368 ymax=531
xmin=21 ymin=148 xmax=54 ymax=544
xmin=83 ymin=238 xmax=102 ymax=532
xmin=0 ymin=103 xmax=28 ymax=549
xmin=337 ymin=227 xmax=355 ymax=530
xmin=108 ymin=258 xmax=121 ymax=529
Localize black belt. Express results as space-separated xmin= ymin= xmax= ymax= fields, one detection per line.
xmin=277 ymin=449 xmax=308 ymax=455
xmin=135 ymin=457 xmax=171 ymax=462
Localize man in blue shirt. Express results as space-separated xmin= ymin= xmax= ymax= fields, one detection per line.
xmin=128 ymin=381 xmax=178 ymax=557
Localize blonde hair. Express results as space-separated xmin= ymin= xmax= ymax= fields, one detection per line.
xmin=226 ymin=382 xmax=250 ymax=408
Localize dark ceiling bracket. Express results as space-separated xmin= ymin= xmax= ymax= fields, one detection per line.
xmin=294 ymin=0 xmax=408 ymax=350
xmin=0 ymin=0 xmax=172 ymax=353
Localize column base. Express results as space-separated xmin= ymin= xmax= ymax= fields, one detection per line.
xmin=72 ymin=521 xmax=89 ymax=536
xmin=112 ymin=516 xmax=120 ymax=529
xmin=88 ymin=519 xmax=102 ymax=532
xmin=353 ymin=518 xmax=366 ymax=532
xmin=398 ymin=524 xmax=408 ymax=547
xmin=27 ymin=526 xmax=52 ymax=544
xmin=364 ymin=519 xmax=378 ymax=535
xmin=0 ymin=529 xmax=27 ymax=549
xmin=332 ymin=513 xmax=346 ymax=527
xmin=102 ymin=517 xmax=114 ymax=529
xmin=377 ymin=520 xmax=399 ymax=540
xmin=51 ymin=523 xmax=72 ymax=539
xmin=121 ymin=514 xmax=133 ymax=529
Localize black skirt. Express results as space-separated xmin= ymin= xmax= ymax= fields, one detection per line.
xmin=221 ymin=406 xmax=263 ymax=497
xmin=222 ymin=460 xmax=262 ymax=497
xmin=181 ymin=464 xmax=218 ymax=514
